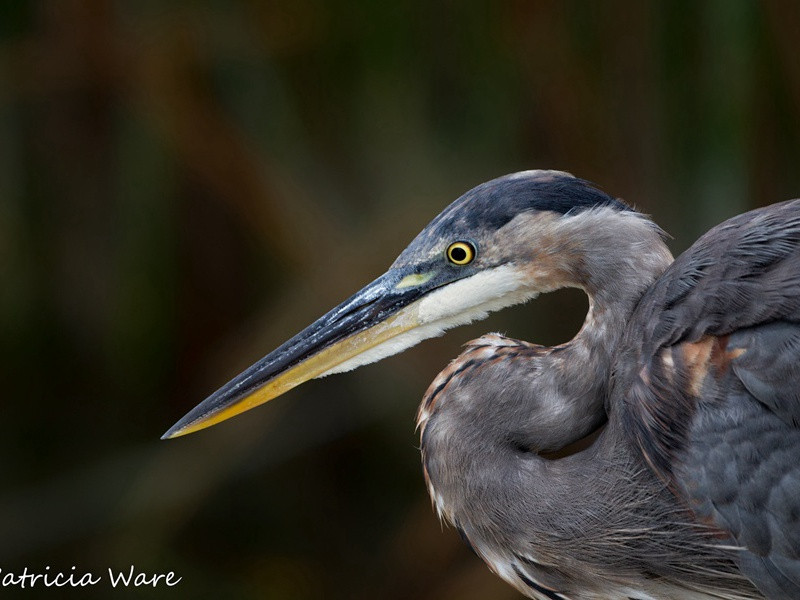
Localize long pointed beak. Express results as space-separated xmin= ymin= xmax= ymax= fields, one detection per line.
xmin=162 ymin=269 xmax=437 ymax=439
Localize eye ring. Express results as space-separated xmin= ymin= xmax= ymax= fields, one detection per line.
xmin=446 ymin=241 xmax=476 ymax=265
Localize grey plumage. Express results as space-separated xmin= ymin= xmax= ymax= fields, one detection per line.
xmin=415 ymin=176 xmax=800 ymax=598
xmin=415 ymin=187 xmax=778 ymax=599
xmin=165 ymin=171 xmax=800 ymax=600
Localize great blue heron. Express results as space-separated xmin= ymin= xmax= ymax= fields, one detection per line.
xmin=164 ymin=171 xmax=800 ymax=599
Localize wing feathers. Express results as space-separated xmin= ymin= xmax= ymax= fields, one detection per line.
xmin=621 ymin=199 xmax=800 ymax=598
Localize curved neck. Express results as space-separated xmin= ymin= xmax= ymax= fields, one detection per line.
xmin=494 ymin=207 xmax=673 ymax=399
xmin=524 ymin=208 xmax=674 ymax=444
xmin=570 ymin=209 xmax=673 ymax=341
xmin=524 ymin=207 xmax=673 ymax=335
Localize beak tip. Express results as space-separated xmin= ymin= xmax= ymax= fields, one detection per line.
xmin=160 ymin=424 xmax=182 ymax=440
xmin=160 ymin=402 xmax=228 ymax=440
xmin=161 ymin=415 xmax=197 ymax=440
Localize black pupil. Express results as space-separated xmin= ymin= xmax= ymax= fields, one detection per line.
xmin=450 ymin=246 xmax=468 ymax=262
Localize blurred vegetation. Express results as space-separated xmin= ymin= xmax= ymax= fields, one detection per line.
xmin=1 ymin=1 xmax=799 ymax=598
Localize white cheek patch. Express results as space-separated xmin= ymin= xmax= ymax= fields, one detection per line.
xmin=416 ymin=264 xmax=532 ymax=323
xmin=318 ymin=265 xmax=538 ymax=376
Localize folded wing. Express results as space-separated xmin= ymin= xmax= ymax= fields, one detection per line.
xmin=619 ymin=200 xmax=800 ymax=599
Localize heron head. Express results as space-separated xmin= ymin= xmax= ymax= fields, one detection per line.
xmin=163 ymin=170 xmax=630 ymax=438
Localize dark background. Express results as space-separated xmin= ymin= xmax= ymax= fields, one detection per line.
xmin=1 ymin=2 xmax=799 ymax=598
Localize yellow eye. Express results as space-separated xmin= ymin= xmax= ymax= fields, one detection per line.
xmin=446 ymin=241 xmax=476 ymax=265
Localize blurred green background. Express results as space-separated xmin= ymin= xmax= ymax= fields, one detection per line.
xmin=1 ymin=1 xmax=799 ymax=598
